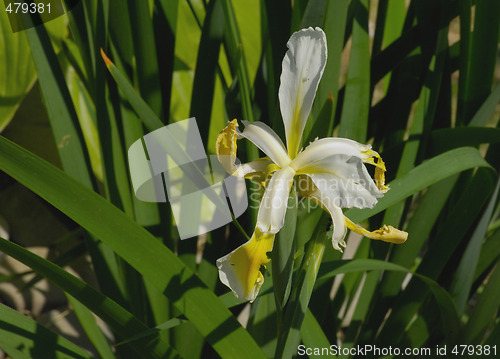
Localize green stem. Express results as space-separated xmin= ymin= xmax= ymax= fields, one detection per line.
xmin=274 ymin=213 xmax=328 ymax=359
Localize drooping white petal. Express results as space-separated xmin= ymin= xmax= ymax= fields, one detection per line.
xmin=303 ymin=154 xmax=382 ymax=209
xmin=290 ymin=137 xmax=367 ymax=171
xmin=279 ymin=27 xmax=327 ymax=158
xmin=307 ymin=189 xmax=347 ymax=251
xmin=303 ymin=153 xmax=382 ymax=201
xmin=257 ymin=166 xmax=296 ymax=234
xmin=217 ymin=228 xmax=275 ymax=302
xmin=238 ymin=121 xmax=291 ymax=168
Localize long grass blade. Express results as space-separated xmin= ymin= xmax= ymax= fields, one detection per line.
xmin=0 ymin=135 xmax=265 ymax=359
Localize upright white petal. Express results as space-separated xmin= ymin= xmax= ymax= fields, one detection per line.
xmin=238 ymin=121 xmax=291 ymax=168
xmin=279 ymin=27 xmax=327 ymax=158
xmin=257 ymin=166 xmax=296 ymax=234
xmin=307 ymin=189 xmax=347 ymax=252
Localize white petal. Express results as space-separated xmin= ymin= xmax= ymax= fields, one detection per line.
xmin=257 ymin=166 xmax=296 ymax=234
xmin=279 ymin=27 xmax=327 ymax=158
xmin=290 ymin=137 xmax=367 ymax=171
xmin=307 ymin=190 xmax=347 ymax=251
xmin=304 ymin=154 xmax=382 ymax=209
xmin=238 ymin=121 xmax=291 ymax=168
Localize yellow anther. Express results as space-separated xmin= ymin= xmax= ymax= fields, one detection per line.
xmin=345 ymin=217 xmax=407 ymax=244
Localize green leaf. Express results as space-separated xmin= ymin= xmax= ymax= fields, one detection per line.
xmin=0 ymin=236 xmax=176 ymax=359
xmin=300 ymin=310 xmax=331 ymax=359
xmin=247 ymin=292 xmax=278 ymax=358
xmin=475 ymin=227 xmax=500 ymax=281
xmin=68 ymin=297 xmax=116 ymax=359
xmin=221 ymin=0 xmax=255 ymax=126
xmin=379 ymin=175 xmax=458 ymax=297
xmin=464 ymin=262 xmax=500 ymax=344
xmin=0 ymin=302 xmax=93 ymax=359
xmin=0 ymin=135 xmax=265 ymax=359
xmin=102 ymin=51 xmax=164 ymax=132
xmin=458 ymin=0 xmax=500 ymax=123
xmin=469 ymin=83 xmax=500 ymax=127
xmin=339 ymin=0 xmax=370 ymax=143
xmin=318 ymin=259 xmax=461 ymax=342
xmin=126 ymin=0 xmax=163 ymax=116
xmin=231 ymin=0 xmax=261 ymax=86
xmin=272 ymin=184 xmax=297 ymax=311
xmin=450 ymin=178 xmax=500 ymax=314
xmin=190 ymin=0 xmax=225 ymax=146
xmin=376 ymin=167 xmax=495 ymax=346
xmin=429 ymin=127 xmax=500 ymax=155
xmin=25 ymin=20 xmax=93 ymax=188
xmin=0 ymin=4 xmax=36 ymax=132
xmin=345 ymin=147 xmax=493 ymax=223
xmin=275 ymin=218 xmax=328 ymax=359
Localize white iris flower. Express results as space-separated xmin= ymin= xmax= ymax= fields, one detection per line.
xmin=216 ymin=27 xmax=407 ymax=302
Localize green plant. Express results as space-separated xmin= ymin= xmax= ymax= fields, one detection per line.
xmin=0 ymin=0 xmax=499 ymax=358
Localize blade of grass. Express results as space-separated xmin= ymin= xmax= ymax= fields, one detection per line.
xmin=429 ymin=127 xmax=500 ymax=155
xmin=0 ymin=135 xmax=266 ymax=359
xmin=317 ymin=258 xmax=461 ymax=342
xmin=101 ymin=50 xmax=163 ymax=132
xmin=25 ymin=7 xmax=129 ymax=320
xmin=450 ymin=177 xmax=500 ymax=314
xmin=299 ymin=310 xmax=331 ymax=359
xmin=459 ymin=0 xmax=500 ymax=124
xmin=378 ymin=174 xmax=458 ymax=297
xmin=305 ymin=0 xmax=349 ymax=140
xmin=468 ymin=83 xmax=500 ymax=127
xmin=0 ymin=303 xmax=92 ymax=359
xmin=338 ymin=0 xmax=370 ymax=143
xmin=220 ymin=0 xmax=260 ymax=226
xmin=274 ymin=214 xmax=327 ymax=359
xmin=24 ymin=22 xmax=93 ymax=188
xmin=272 ymin=184 xmax=297 ymax=311
xmin=126 ymin=0 xmax=163 ymax=117
xmin=475 ymin=227 xmax=500 ymax=281
xmin=154 ymin=0 xmax=179 ymax=120
xmin=68 ymin=296 xmax=115 ymax=359
xmin=0 ymin=236 xmax=176 ymax=358
xmin=247 ymin=292 xmax=278 ymax=357
xmin=220 ymin=0 xmax=254 ymax=125
xmin=0 ymin=5 xmax=37 ymax=132
xmin=464 ymin=262 xmax=500 ymax=344
xmin=375 ymin=167 xmax=496 ymax=346
xmin=190 ymin=0 xmax=225 ymax=147
xmin=345 ymin=147 xmax=493 ymax=223
xmin=352 ymin=20 xmax=450 ymax=345
xmin=261 ymin=0 xmax=291 ymax=131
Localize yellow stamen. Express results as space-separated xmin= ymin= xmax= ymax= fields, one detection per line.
xmin=216 ymin=119 xmax=239 ymax=174
xmin=345 ymin=217 xmax=407 ymax=244
xmin=362 ymin=150 xmax=390 ymax=193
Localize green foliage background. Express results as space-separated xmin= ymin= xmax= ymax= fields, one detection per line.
xmin=0 ymin=0 xmax=499 ymax=358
